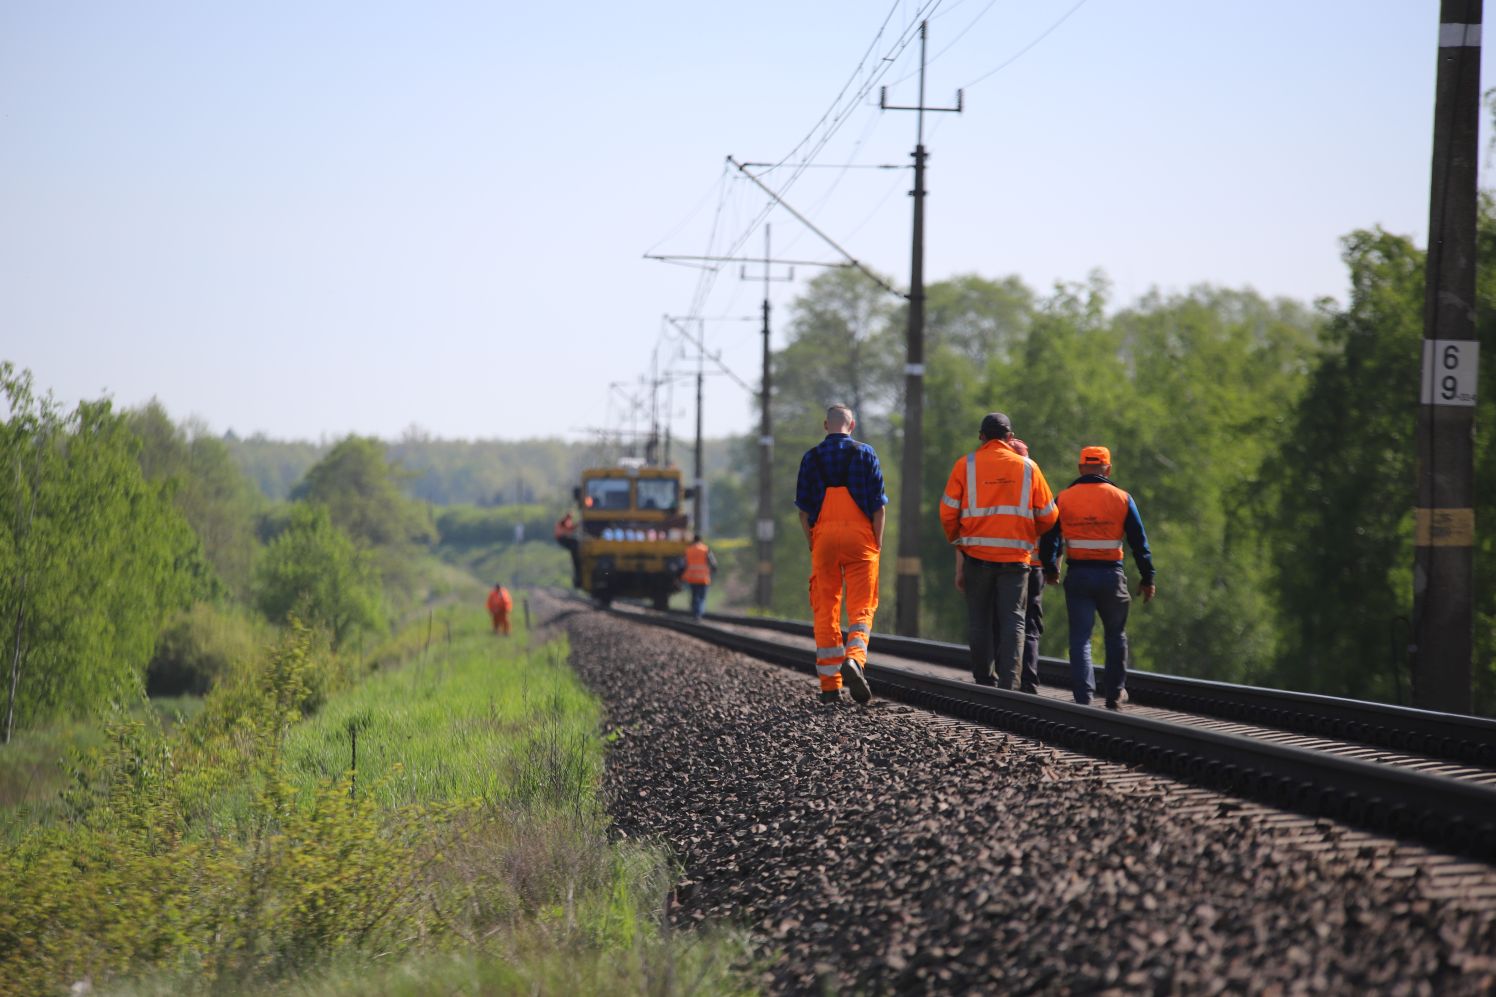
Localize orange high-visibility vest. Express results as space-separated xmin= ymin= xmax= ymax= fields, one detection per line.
xmin=487 ymin=587 xmax=512 ymax=613
xmin=939 ymin=440 xmax=1058 ymax=564
xmin=1056 ymin=481 xmax=1130 ymax=563
xmin=682 ymin=542 xmax=712 ymax=584
xmin=554 ymin=514 xmax=574 ymax=541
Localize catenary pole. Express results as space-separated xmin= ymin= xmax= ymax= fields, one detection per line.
xmin=881 ymin=21 xmax=962 ymax=636
xmin=1412 ymin=0 xmax=1482 ymax=713
xmin=747 ymin=225 xmax=794 ymax=610
xmin=695 ymin=321 xmax=706 ymax=536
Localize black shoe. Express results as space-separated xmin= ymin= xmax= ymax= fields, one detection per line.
xmin=1020 ymin=684 xmax=1039 ymax=694
xmin=973 ymin=675 xmax=996 ymax=687
xmin=840 ymin=659 xmax=872 ymax=705
xmin=1105 ymin=698 xmax=1120 ymax=711
xmin=819 ymin=690 xmax=841 ymax=704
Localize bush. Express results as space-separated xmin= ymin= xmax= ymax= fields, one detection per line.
xmin=146 ymin=602 xmax=266 ymax=697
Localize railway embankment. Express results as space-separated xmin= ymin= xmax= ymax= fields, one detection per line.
xmin=546 ymin=594 xmax=1496 ymax=994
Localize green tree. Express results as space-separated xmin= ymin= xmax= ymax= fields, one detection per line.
xmin=1 ymin=367 xmax=206 ymax=739
xmin=254 ymin=503 xmax=384 ymax=648
xmin=127 ymin=400 xmax=262 ymax=600
xmin=1259 ymin=228 xmax=1424 ymax=702
xmin=1108 ymin=286 xmax=1319 ymax=681
xmin=291 ymin=436 xmax=435 ymax=550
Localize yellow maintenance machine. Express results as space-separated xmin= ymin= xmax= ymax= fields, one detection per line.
xmin=571 ymin=460 xmax=692 ymax=608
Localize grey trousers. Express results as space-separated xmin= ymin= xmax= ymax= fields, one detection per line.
xmin=964 ymin=557 xmax=1029 ymax=688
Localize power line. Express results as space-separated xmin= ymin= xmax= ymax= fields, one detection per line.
xmin=960 ymin=0 xmax=1091 ymax=91
xmin=728 ymin=156 xmax=904 ymax=300
xmin=888 ymin=0 xmax=1002 ymax=87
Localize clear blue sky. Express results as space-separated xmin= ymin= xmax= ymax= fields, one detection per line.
xmin=2 ymin=1 xmax=1489 ymax=443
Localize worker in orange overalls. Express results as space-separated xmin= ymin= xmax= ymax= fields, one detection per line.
xmin=941 ymin=413 xmax=1058 ymax=691
xmin=680 ymin=534 xmax=718 ymax=619
xmin=486 ymin=582 xmax=513 ymax=636
xmin=795 ymin=404 xmax=886 ymax=705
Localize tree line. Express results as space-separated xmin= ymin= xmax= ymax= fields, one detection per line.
xmin=4 ymin=204 xmax=1491 ymax=723
xmin=723 ymin=207 xmax=1496 ymax=714
xmin=0 ymin=379 xmax=463 ymax=739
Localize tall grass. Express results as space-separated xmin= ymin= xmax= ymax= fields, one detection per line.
xmin=1 ymin=606 xmax=753 ymax=995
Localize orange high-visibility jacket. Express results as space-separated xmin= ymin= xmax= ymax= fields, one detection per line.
xmin=1055 ymin=481 xmax=1130 ymax=563
xmin=940 ymin=440 xmax=1058 ymax=563
xmin=682 ymin=542 xmax=713 ymax=584
xmin=554 ymin=514 xmax=575 ymax=542
xmin=487 ymin=587 xmax=512 ymax=613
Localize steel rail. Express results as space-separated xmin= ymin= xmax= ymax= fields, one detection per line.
xmin=691 ymin=610 xmax=1496 ymax=768
xmin=618 ymin=607 xmax=1496 ymax=862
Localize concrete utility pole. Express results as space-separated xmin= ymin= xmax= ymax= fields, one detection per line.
xmin=1412 ymin=0 xmax=1482 ymax=714
xmin=881 ymin=21 xmax=962 ymax=636
xmin=695 ymin=324 xmax=706 ymax=536
xmin=664 ymin=314 xmax=758 ymax=537
xmin=743 ymin=225 xmax=795 ymax=611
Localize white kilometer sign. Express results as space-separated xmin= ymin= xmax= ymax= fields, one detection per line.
xmin=1420 ymin=340 xmax=1480 ymax=406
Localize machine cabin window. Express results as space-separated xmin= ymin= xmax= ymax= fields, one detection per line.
xmin=636 ymin=479 xmax=679 ymax=511
xmin=585 ymin=478 xmax=632 ymax=511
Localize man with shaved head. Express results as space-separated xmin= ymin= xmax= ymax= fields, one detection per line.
xmin=795 ymin=404 xmax=886 ymax=705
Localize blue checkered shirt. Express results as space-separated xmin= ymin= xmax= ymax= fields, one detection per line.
xmin=794 ymin=434 xmax=888 ymax=527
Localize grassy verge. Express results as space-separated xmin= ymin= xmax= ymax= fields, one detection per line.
xmin=1 ymin=604 xmax=753 ymax=995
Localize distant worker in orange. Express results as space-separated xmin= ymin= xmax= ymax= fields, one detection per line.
xmin=486 ymin=582 xmax=513 ymax=636
xmin=555 ymin=510 xmax=580 ymax=586
xmin=941 ymin=413 xmax=1058 ymax=691
xmin=795 ymin=404 xmax=886 ymax=705
xmin=680 ymin=534 xmax=719 ymax=620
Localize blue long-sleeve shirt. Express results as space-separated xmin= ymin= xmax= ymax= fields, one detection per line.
xmin=794 ymin=434 xmax=887 ymax=526
xmin=1039 ymin=474 xmax=1155 ymax=585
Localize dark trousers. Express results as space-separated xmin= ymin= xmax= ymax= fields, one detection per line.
xmin=1020 ymin=565 xmax=1045 ymax=690
xmin=689 ymin=583 xmax=708 ymax=619
xmin=1063 ymin=562 xmax=1131 ymax=704
xmin=965 ymin=558 xmax=1029 ymax=688
xmin=559 ymin=537 xmax=581 ymax=586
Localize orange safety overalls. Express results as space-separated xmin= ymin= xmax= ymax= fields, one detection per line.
xmin=810 ymin=487 xmax=880 ymax=693
xmin=487 ymin=587 xmax=513 ymax=635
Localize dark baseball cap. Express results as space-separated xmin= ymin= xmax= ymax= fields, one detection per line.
xmin=979 ymin=412 xmax=1012 ymax=439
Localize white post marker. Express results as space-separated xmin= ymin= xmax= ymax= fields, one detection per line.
xmin=1420 ymin=339 xmax=1480 ymax=406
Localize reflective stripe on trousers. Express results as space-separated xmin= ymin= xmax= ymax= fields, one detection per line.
xmin=809 ymin=487 xmax=880 ymax=691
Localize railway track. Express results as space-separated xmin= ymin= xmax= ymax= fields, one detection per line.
xmin=610 ymin=603 xmax=1496 ymax=863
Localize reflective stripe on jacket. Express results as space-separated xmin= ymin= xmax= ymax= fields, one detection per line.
xmin=682 ymin=542 xmax=713 ymax=584
xmin=1055 ymin=481 xmax=1130 ymax=563
xmin=939 ymin=439 xmax=1058 ymax=564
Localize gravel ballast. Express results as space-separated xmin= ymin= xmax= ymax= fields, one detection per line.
xmin=551 ymin=599 xmax=1496 ymax=995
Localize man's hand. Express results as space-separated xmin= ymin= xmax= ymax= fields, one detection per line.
xmin=1043 ymin=569 xmax=1059 ymax=586
xmin=954 ymin=553 xmax=965 ymax=593
xmin=1140 ymin=582 xmax=1156 ymax=603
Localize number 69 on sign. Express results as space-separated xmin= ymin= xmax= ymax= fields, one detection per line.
xmin=1420 ymin=340 xmax=1479 ymax=406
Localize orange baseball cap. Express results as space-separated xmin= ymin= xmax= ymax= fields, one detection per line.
xmin=1079 ymin=445 xmax=1111 ymax=465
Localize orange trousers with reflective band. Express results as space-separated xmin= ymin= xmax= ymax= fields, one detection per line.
xmin=809 ymin=487 xmax=880 ymax=692
xmin=490 ymin=608 xmax=511 ymax=635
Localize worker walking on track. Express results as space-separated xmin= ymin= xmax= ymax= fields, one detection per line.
xmin=1009 ymin=438 xmax=1048 ymax=693
xmin=486 ymin=582 xmax=513 ymax=636
xmin=1040 ymin=446 xmax=1157 ymax=709
xmin=796 ymin=404 xmax=886 ymax=705
xmin=940 ymin=413 xmax=1058 ymax=690
xmin=680 ymin=534 xmax=718 ymax=620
